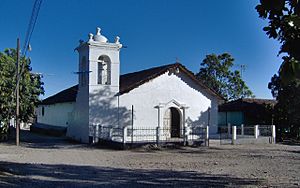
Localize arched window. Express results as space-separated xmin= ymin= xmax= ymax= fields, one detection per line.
xmin=81 ymin=56 xmax=87 ymax=86
xmin=98 ymin=55 xmax=111 ymax=85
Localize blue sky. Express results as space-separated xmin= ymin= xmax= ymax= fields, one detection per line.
xmin=0 ymin=0 xmax=281 ymax=99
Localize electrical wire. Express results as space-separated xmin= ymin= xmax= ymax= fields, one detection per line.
xmin=8 ymin=0 xmax=43 ymax=118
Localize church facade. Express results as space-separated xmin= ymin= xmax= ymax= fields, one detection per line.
xmin=36 ymin=27 xmax=223 ymax=143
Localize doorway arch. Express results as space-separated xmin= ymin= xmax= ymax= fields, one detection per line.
xmin=163 ymin=107 xmax=181 ymax=138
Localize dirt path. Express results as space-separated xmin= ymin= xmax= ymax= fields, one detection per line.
xmin=0 ymin=131 xmax=299 ymax=187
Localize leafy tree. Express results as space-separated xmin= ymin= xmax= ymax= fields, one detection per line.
xmin=268 ymin=73 xmax=300 ymax=139
xmin=196 ymin=53 xmax=254 ymax=101
xmin=257 ymin=0 xmax=300 ymax=139
xmin=0 ymin=48 xmax=44 ymax=133
xmin=256 ymin=0 xmax=300 ymax=84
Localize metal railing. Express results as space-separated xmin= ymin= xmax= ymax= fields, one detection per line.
xmin=89 ymin=124 xmax=209 ymax=146
xmin=219 ymin=124 xmax=276 ymax=145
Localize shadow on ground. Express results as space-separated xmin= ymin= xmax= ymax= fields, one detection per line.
xmin=5 ymin=129 xmax=87 ymax=150
xmin=0 ymin=162 xmax=266 ymax=188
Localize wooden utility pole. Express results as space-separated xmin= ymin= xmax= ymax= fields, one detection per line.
xmin=16 ymin=38 xmax=20 ymax=146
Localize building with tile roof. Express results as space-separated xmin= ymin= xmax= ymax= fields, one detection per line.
xmin=36 ymin=27 xmax=223 ymax=143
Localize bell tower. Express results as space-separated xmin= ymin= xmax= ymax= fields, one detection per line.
xmin=76 ymin=27 xmax=122 ymax=92
xmin=68 ymin=27 xmax=122 ymax=143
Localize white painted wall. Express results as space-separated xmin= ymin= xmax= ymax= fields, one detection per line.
xmin=36 ymin=102 xmax=75 ymax=127
xmin=66 ymin=44 xmax=90 ymax=143
xmin=40 ymin=69 xmax=220 ymax=142
xmin=119 ymin=71 xmax=220 ymax=136
xmin=63 ymin=27 xmax=220 ymax=143
xmin=66 ymin=84 xmax=90 ymax=143
xmin=66 ymin=28 xmax=122 ymax=143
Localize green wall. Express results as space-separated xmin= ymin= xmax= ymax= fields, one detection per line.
xmin=218 ymin=111 xmax=244 ymax=126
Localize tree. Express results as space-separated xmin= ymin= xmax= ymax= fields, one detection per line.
xmin=268 ymin=73 xmax=300 ymax=139
xmin=196 ymin=53 xmax=254 ymax=101
xmin=257 ymin=0 xmax=300 ymax=139
xmin=256 ymin=0 xmax=300 ymax=84
xmin=0 ymin=48 xmax=44 ymax=133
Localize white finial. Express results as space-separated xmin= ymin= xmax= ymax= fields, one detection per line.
xmin=115 ymin=36 xmax=120 ymax=44
xmin=88 ymin=33 xmax=94 ymax=42
xmin=96 ymin=27 xmax=101 ymax=35
xmin=93 ymin=27 xmax=108 ymax=43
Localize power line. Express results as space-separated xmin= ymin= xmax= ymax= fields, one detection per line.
xmin=14 ymin=0 xmax=43 ymax=95
xmin=13 ymin=0 xmax=43 ymax=92
xmin=12 ymin=0 xmax=43 ymax=106
xmin=13 ymin=0 xmax=43 ymax=145
xmin=22 ymin=0 xmax=42 ymax=57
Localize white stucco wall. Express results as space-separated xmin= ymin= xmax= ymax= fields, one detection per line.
xmin=45 ymin=69 xmax=220 ymax=143
xmin=66 ymin=85 xmax=90 ymax=143
xmin=64 ymin=27 xmax=221 ymax=143
xmin=36 ymin=102 xmax=75 ymax=127
xmin=66 ymin=44 xmax=90 ymax=143
xmin=119 ymin=71 xmax=220 ymax=136
xmin=66 ymin=34 xmax=122 ymax=143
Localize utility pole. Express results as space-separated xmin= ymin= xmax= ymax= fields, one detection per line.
xmin=16 ymin=38 xmax=20 ymax=146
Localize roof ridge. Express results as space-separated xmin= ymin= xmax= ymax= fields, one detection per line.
xmin=40 ymin=62 xmax=223 ymax=105
xmin=121 ymin=63 xmax=180 ymax=77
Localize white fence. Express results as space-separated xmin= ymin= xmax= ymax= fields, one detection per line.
xmin=219 ymin=124 xmax=276 ymax=145
xmin=89 ymin=125 xmax=209 ymax=146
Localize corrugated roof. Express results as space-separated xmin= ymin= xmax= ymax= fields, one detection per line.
xmin=40 ymin=63 xmax=222 ymax=105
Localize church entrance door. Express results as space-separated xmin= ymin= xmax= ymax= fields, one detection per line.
xmin=163 ymin=107 xmax=181 ymax=138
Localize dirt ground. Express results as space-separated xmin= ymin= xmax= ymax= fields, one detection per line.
xmin=0 ymin=130 xmax=299 ymax=187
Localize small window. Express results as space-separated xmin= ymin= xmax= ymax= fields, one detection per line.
xmin=81 ymin=56 xmax=87 ymax=86
xmin=42 ymin=107 xmax=45 ymax=116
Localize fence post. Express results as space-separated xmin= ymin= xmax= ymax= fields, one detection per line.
xmin=241 ymin=124 xmax=244 ymax=136
xmin=205 ymin=126 xmax=209 ymax=147
xmin=131 ymin=125 xmax=134 ymax=144
xmin=185 ymin=126 xmax=189 ymax=146
xmin=108 ymin=126 xmax=112 ymax=141
xmin=156 ymin=126 xmax=160 ymax=146
xmin=254 ymin=125 xmax=259 ymax=139
xmin=227 ymin=123 xmax=231 ymax=135
xmin=95 ymin=124 xmax=99 ymax=143
xmin=99 ymin=124 xmax=103 ymax=140
xmin=271 ymin=125 xmax=276 ymax=144
xmin=123 ymin=126 xmax=127 ymax=147
xmin=92 ymin=124 xmax=95 ymax=144
xmin=183 ymin=126 xmax=186 ymax=146
xmin=232 ymin=125 xmax=236 ymax=145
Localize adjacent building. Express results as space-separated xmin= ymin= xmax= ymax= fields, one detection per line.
xmin=218 ymin=98 xmax=276 ymax=126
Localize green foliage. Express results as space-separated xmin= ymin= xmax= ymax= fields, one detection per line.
xmin=196 ymin=53 xmax=254 ymax=101
xmin=0 ymin=48 xmax=44 ymax=129
xmin=268 ymin=74 xmax=300 ymax=139
xmin=256 ymin=0 xmax=300 ymax=84
xmin=257 ymin=0 xmax=300 ymax=139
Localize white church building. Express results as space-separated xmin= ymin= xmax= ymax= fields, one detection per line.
xmin=36 ymin=27 xmax=223 ymax=144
